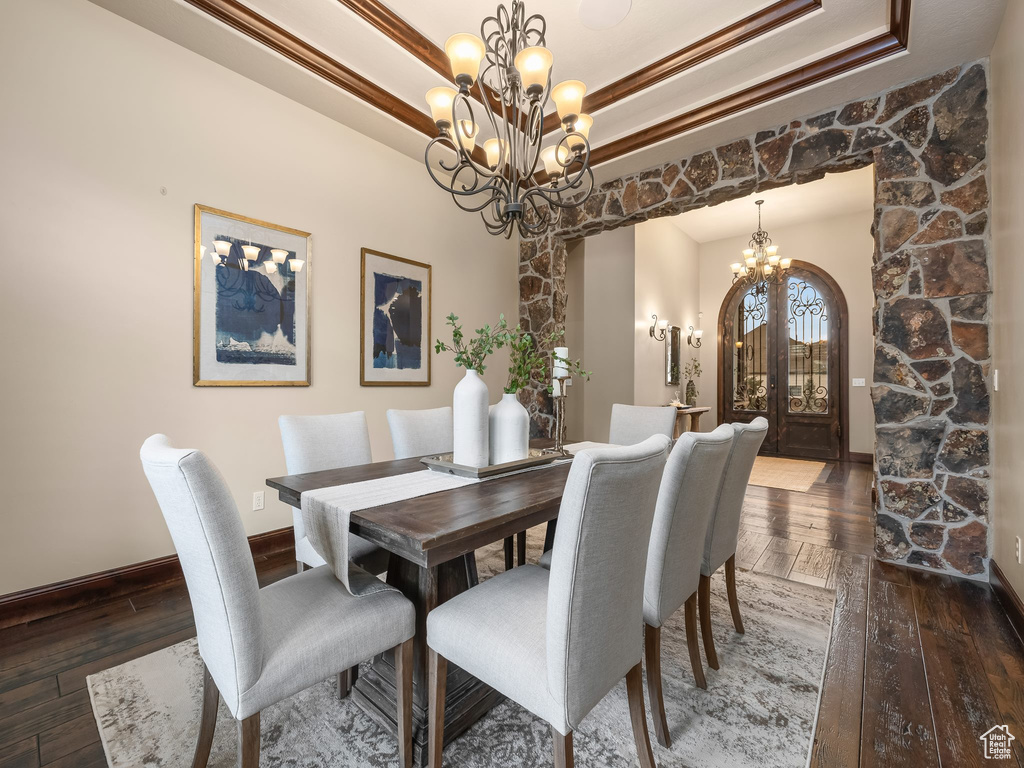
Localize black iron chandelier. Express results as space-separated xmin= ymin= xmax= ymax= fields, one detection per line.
xmin=423 ymin=1 xmax=594 ymax=239
xmin=730 ymin=200 xmax=792 ymax=289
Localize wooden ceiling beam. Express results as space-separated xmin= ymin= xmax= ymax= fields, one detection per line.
xmin=182 ymin=0 xmax=437 ymax=137
xmin=541 ymin=0 xmax=823 ymax=134
xmin=183 ymin=0 xmax=911 ymax=174
xmin=335 ymin=0 xmax=509 ymax=123
xmin=588 ymin=0 xmax=911 ymax=167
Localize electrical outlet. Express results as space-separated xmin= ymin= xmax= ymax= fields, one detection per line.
xmin=1016 ymin=536 xmax=1021 ymax=565
xmin=253 ymin=491 xmax=265 ymax=512
xmin=852 ymin=377 xmax=866 ymax=387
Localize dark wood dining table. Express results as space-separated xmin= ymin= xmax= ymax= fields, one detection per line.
xmin=266 ymin=440 xmax=570 ymax=766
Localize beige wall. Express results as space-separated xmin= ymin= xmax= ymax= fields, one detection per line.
xmin=570 ymin=228 xmax=636 ymax=442
xmin=564 ymin=220 xmax=699 ymax=442
xmin=634 ymin=219 xmax=701 ymax=408
xmin=695 ymin=210 xmax=876 ymax=454
xmin=991 ymin=2 xmax=1024 ymax=594
xmin=564 ymin=240 xmax=586 ymax=440
xmin=0 ymin=0 xmax=517 ymax=594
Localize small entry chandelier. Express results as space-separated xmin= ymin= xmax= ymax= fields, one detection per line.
xmin=424 ymin=2 xmax=594 ymax=239
xmin=730 ymin=200 xmax=792 ymax=288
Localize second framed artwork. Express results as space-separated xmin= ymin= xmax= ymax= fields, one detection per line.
xmin=360 ymin=248 xmax=431 ymax=386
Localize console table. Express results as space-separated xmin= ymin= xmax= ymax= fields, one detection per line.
xmin=673 ymin=405 xmax=711 ymax=438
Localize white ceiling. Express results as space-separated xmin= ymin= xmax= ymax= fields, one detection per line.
xmin=671 ymin=165 xmax=876 ymax=243
xmin=88 ymin=0 xmax=1008 ymax=187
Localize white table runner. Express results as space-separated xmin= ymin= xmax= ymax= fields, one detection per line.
xmin=302 ymin=470 xmax=479 ymax=596
xmin=301 ymin=443 xmax=605 ymax=597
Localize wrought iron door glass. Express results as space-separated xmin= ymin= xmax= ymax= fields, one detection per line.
xmin=733 ymin=285 xmax=768 ymax=412
xmin=786 ymin=278 xmax=829 ymax=413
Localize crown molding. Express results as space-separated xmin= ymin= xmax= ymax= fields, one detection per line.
xmin=181 ymin=0 xmax=910 ymax=172
xmin=589 ymin=0 xmax=911 ymax=167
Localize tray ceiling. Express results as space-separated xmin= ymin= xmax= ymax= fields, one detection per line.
xmin=89 ymin=0 xmax=1007 ymax=187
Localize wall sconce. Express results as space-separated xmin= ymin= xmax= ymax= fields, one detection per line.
xmin=687 ymin=313 xmax=704 ymax=349
xmin=649 ymin=314 xmax=670 ymax=342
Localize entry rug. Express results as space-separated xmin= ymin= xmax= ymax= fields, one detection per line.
xmin=749 ymin=456 xmax=827 ymax=493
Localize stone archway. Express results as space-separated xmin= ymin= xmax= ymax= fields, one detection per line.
xmin=518 ymin=60 xmax=991 ymax=577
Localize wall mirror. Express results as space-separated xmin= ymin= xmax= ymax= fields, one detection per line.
xmin=666 ymin=325 xmax=681 ymax=385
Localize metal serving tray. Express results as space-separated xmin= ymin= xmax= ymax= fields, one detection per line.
xmin=420 ymin=448 xmax=568 ymax=478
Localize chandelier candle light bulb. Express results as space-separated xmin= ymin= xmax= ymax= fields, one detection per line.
xmin=484 ymin=138 xmax=506 ymax=169
xmin=241 ymin=245 xmax=260 ymax=262
xmin=425 ymin=87 xmax=457 ymax=130
xmin=445 ymin=33 xmax=486 ymax=87
xmin=455 ymin=120 xmax=477 ymax=154
xmin=271 ymin=248 xmax=288 ymax=263
xmin=514 ymin=46 xmax=553 ymax=96
xmin=288 ymin=259 xmax=304 ymax=272
xmin=567 ymin=114 xmax=593 ymax=152
xmin=541 ymin=145 xmax=569 ymax=178
xmin=551 ymin=80 xmax=586 ymax=125
xmin=264 ymin=261 xmax=278 ymax=274
xmin=213 ymin=240 xmax=232 ymax=257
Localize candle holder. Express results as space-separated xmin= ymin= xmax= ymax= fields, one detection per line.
xmin=548 ymin=377 xmax=571 ymax=456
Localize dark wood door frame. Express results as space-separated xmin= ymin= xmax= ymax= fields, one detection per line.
xmin=716 ymin=259 xmax=850 ymax=462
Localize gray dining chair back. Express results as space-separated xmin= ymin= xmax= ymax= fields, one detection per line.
xmin=140 ymin=434 xmax=262 ymax=710
xmin=608 ymin=403 xmax=677 ymax=445
xmin=644 ymin=424 xmax=735 ymax=628
xmin=702 ymin=417 xmax=769 ymax=576
xmin=279 ymin=412 xmax=372 ymax=473
xmin=279 ymin=412 xmax=377 ymax=572
xmin=387 ymin=406 xmax=454 ymax=459
xmin=546 ymin=434 xmax=671 ymax=728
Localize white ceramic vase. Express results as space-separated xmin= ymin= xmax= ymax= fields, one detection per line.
xmin=453 ymin=369 xmax=489 ymax=467
xmin=489 ymin=392 xmax=530 ymax=465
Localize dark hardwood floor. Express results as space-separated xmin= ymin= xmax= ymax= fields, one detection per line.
xmin=1 ymin=461 xmax=1021 ymax=767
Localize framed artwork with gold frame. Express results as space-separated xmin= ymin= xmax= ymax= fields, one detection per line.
xmin=360 ymin=248 xmax=431 ymax=386
xmin=193 ymin=204 xmax=311 ymax=386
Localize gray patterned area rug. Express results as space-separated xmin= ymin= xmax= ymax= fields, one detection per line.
xmin=88 ymin=537 xmax=834 ymax=768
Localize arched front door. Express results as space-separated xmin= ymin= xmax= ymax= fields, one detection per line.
xmin=718 ymin=261 xmax=848 ymax=461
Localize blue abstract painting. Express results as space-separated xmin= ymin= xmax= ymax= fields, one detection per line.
xmin=213 ymin=237 xmax=297 ymax=366
xmin=372 ymin=271 xmax=422 ymax=369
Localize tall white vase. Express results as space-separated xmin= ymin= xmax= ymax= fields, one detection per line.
xmin=453 ymin=369 xmax=489 ymax=467
xmin=489 ymin=392 xmax=530 ymax=465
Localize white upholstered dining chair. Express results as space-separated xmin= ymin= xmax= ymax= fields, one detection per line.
xmin=426 ymin=436 xmax=671 ymax=768
xmin=388 ymin=405 xmax=522 ymax=572
xmin=608 ymin=403 xmax=677 ymax=445
xmin=641 ymin=425 xmax=734 ymax=747
xmin=279 ymin=412 xmax=389 ymax=576
xmin=140 ymin=434 xmax=416 ymax=768
xmin=698 ymin=417 xmax=768 ymax=670
xmin=386 ymin=406 xmax=454 ymax=459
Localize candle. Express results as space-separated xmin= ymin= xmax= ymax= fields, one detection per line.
xmin=553 ymin=346 xmax=569 ymax=378
xmin=552 ymin=379 xmax=561 ymax=397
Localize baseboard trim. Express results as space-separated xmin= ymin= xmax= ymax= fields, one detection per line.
xmin=991 ymin=559 xmax=1024 ymax=644
xmin=0 ymin=526 xmax=295 ymax=630
xmin=849 ymin=452 xmax=873 ymax=465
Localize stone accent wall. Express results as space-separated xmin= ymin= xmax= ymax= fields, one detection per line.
xmin=519 ymin=61 xmax=992 ymax=576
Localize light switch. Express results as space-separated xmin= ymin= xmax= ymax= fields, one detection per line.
xmin=852 ymin=378 xmax=866 ymax=387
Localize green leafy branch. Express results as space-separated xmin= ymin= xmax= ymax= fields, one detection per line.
xmin=683 ymin=357 xmax=702 ymax=380
xmin=434 ymin=313 xmax=508 ymax=374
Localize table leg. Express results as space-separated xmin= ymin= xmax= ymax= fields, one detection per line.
xmin=516 ymin=531 xmax=527 ymax=566
xmin=351 ymin=553 xmax=503 ymax=766
xmin=690 ymin=412 xmax=702 ymax=432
